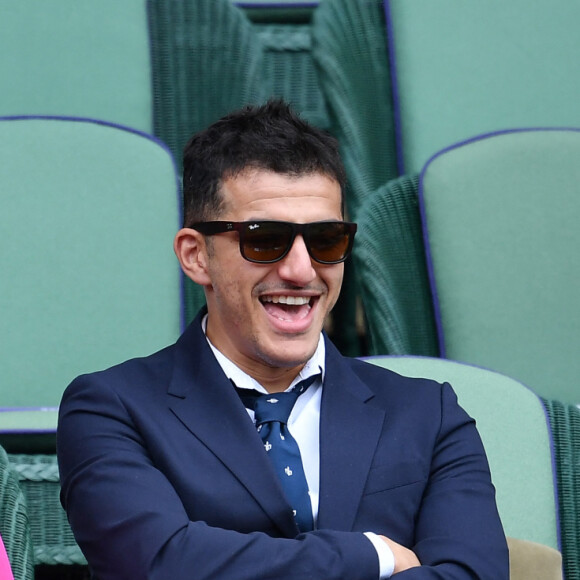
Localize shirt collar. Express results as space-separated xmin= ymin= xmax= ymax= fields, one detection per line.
xmin=201 ymin=313 xmax=325 ymax=394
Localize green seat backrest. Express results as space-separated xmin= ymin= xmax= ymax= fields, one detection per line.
xmin=311 ymin=0 xmax=398 ymax=221
xmin=364 ymin=355 xmax=559 ymax=550
xmin=421 ymin=129 xmax=580 ymax=405
xmin=0 ymin=0 xmax=152 ymax=132
xmin=0 ymin=117 xmax=181 ymax=415
xmin=353 ymin=174 xmax=438 ymax=357
xmin=308 ymin=0 xmax=399 ymax=356
xmin=256 ymin=21 xmax=329 ymax=130
xmin=0 ymin=446 xmax=33 ymax=580
xmin=386 ymin=0 xmax=580 ymax=174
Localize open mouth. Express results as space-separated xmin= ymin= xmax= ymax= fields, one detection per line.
xmin=260 ymin=295 xmax=315 ymax=322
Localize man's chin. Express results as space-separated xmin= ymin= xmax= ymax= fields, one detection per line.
xmin=259 ymin=336 xmax=320 ymax=370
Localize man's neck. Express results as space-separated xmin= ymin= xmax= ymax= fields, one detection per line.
xmin=201 ymin=315 xmax=326 ymax=393
xmin=242 ymin=365 xmax=307 ymax=393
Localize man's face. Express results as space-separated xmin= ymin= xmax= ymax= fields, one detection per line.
xmin=202 ymin=169 xmax=344 ymax=381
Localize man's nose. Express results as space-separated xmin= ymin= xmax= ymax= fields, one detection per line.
xmin=276 ymin=235 xmax=317 ymax=284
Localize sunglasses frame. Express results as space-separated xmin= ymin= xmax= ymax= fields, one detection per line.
xmin=190 ymin=220 xmax=357 ymax=264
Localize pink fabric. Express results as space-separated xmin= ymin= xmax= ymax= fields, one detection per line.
xmin=0 ymin=536 xmax=14 ymax=580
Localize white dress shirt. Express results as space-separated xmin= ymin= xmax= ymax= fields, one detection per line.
xmin=202 ymin=316 xmax=394 ymax=578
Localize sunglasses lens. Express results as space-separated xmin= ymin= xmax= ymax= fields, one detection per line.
xmin=308 ymin=222 xmax=352 ymax=263
xmin=238 ymin=221 xmax=354 ymax=264
xmin=241 ymin=222 xmax=293 ymax=263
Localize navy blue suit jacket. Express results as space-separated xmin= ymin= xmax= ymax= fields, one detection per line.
xmin=57 ymin=311 xmax=508 ymax=579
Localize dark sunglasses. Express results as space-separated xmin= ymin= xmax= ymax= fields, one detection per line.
xmin=190 ymin=220 xmax=357 ymax=264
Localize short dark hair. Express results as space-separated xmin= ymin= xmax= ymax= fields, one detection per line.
xmin=181 ymin=99 xmax=347 ymax=227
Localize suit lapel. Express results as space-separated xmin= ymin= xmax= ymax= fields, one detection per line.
xmin=166 ymin=317 xmax=299 ymax=537
xmin=317 ymin=341 xmax=386 ymax=531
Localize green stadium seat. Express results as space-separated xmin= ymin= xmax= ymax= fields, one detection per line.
xmin=311 ymin=0 xmax=398 ymax=221
xmin=0 ymin=116 xmax=182 ymax=568
xmin=0 ymin=445 xmax=33 ymax=580
xmin=0 ymin=0 xmax=152 ymax=133
xmin=308 ymin=0 xmax=401 ymax=356
xmin=0 ymin=117 xmax=181 ymax=419
xmin=356 ymin=130 xmax=580 ymax=578
xmin=353 ymin=174 xmax=438 ymax=357
xmin=385 ymin=0 xmax=580 ymax=174
xmin=356 ymin=129 xmax=580 ymax=405
xmin=363 ymin=355 xmax=560 ymax=550
xmin=418 ymin=129 xmax=580 ymax=406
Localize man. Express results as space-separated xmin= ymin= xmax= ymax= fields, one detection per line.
xmin=57 ymin=100 xmax=508 ymax=579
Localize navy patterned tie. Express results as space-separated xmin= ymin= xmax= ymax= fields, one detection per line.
xmin=235 ymin=376 xmax=316 ymax=533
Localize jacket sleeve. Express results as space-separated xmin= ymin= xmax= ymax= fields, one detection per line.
xmin=396 ymin=382 xmax=509 ymax=579
xmin=57 ymin=373 xmax=380 ymax=580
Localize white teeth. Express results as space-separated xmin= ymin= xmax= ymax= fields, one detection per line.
xmin=262 ymin=295 xmax=310 ymax=306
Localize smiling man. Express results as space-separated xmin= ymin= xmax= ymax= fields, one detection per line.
xmin=57 ymin=100 xmax=508 ymax=579
xmin=178 ymin=169 xmax=346 ymax=389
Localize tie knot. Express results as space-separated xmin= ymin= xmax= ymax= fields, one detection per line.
xmin=254 ymin=392 xmax=298 ymax=425
xmin=253 ymin=374 xmax=318 ymax=426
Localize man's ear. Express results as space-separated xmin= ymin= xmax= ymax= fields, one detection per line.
xmin=173 ymin=228 xmax=212 ymax=286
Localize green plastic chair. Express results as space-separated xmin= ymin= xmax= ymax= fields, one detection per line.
xmin=0 ymin=117 xmax=181 ymax=416
xmin=0 ymin=0 xmax=152 ymax=133
xmin=363 ymin=355 xmax=560 ymax=551
xmin=0 ymin=116 xmax=182 ymax=567
xmin=418 ymin=129 xmax=580 ymax=406
xmin=356 ymin=129 xmax=580 ymax=405
xmin=384 ymin=0 xmax=580 ymax=174
xmin=0 ymin=446 xmax=33 ymax=580
xmin=355 ymin=131 xmax=580 ymax=578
